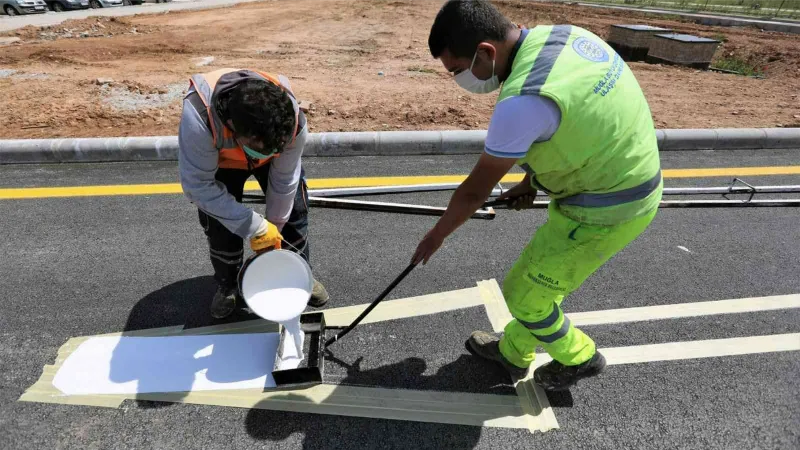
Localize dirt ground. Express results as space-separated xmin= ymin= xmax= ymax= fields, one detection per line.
xmin=1 ymin=0 xmax=798 ymax=139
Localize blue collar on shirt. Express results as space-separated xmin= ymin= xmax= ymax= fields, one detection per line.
xmin=503 ymin=27 xmax=529 ymax=83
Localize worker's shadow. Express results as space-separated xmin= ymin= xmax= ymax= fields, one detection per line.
xmin=118 ymin=276 xmax=257 ymax=333
xmin=110 ymin=276 xmax=264 ymax=409
xmin=245 ymin=352 xmax=571 ymax=448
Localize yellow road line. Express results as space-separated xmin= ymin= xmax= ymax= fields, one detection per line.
xmin=661 ymin=166 xmax=800 ymax=178
xmin=1 ymin=166 xmax=797 ymax=200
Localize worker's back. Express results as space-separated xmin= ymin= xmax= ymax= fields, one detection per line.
xmin=499 ymin=25 xmax=662 ymax=225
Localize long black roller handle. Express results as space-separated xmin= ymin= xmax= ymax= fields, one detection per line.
xmin=482 ymin=198 xmax=514 ymax=208
xmin=324 ymin=262 xmax=418 ymax=348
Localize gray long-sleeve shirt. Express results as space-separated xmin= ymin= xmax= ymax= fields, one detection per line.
xmin=178 ymin=85 xmax=307 ymax=240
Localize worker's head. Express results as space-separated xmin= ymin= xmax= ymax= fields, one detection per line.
xmin=216 ymin=79 xmax=296 ymax=159
xmin=428 ymin=0 xmax=517 ymax=94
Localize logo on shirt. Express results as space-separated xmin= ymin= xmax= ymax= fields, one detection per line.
xmin=572 ymin=37 xmax=609 ymax=63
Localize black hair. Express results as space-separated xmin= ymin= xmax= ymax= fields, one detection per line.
xmin=428 ymin=0 xmax=514 ymax=59
xmin=216 ymin=79 xmax=295 ymax=152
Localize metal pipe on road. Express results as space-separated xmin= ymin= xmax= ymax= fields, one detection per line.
xmin=308 ymin=184 xmax=800 ymax=198
xmin=1 ymin=128 xmax=799 ymax=164
xmin=308 ymin=197 xmax=498 ymax=219
xmin=497 ymin=200 xmax=800 ymax=209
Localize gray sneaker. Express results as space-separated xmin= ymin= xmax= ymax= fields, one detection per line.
xmin=308 ymin=278 xmax=329 ymax=308
xmin=465 ymin=330 xmax=529 ymax=380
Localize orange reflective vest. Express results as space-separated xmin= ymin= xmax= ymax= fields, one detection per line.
xmin=188 ymin=68 xmax=302 ymax=170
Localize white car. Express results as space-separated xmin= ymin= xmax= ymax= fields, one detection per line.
xmin=2 ymin=0 xmax=48 ymax=15
xmin=88 ymin=0 xmax=122 ymax=7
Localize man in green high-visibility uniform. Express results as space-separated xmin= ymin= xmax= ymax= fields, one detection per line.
xmin=412 ymin=0 xmax=662 ymax=391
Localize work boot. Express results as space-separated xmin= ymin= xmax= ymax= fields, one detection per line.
xmin=533 ymin=351 xmax=606 ymax=391
xmin=465 ymin=331 xmax=529 ymax=380
xmin=210 ymin=284 xmax=239 ymax=319
xmin=308 ymin=278 xmax=329 ymax=308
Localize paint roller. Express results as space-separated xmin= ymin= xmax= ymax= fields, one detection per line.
xmin=240 ymin=197 xmax=513 ymax=390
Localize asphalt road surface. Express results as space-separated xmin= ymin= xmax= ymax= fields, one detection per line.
xmin=1 ymin=150 xmax=798 ymax=449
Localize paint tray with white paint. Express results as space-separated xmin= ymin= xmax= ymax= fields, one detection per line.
xmin=239 ymin=248 xmax=326 ymax=389
xmin=272 ymin=312 xmax=326 ymax=389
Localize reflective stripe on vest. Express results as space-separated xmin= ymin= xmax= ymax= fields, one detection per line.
xmin=557 ymin=170 xmax=662 ymax=208
xmin=520 ymin=25 xmax=572 ymax=97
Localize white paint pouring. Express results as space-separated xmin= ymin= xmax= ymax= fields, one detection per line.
xmin=240 ymin=249 xmax=313 ymax=365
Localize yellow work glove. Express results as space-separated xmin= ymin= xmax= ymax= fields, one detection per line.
xmin=250 ymin=217 xmax=282 ymax=253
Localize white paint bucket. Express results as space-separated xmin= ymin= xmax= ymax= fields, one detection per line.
xmin=239 ymin=249 xmax=313 ymax=363
xmin=238 ymin=249 xmax=313 ymax=322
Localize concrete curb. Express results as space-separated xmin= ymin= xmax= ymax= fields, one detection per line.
xmin=0 ymin=128 xmax=798 ymax=164
xmin=577 ymin=3 xmax=800 ymax=34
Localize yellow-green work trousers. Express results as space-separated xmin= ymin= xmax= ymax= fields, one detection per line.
xmin=499 ymin=202 xmax=658 ymax=368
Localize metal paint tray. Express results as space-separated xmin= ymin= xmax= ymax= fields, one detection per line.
xmin=271 ymin=312 xmax=325 ymax=389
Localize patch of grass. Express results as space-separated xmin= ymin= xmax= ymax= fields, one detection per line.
xmin=712 ymin=32 xmax=728 ymax=42
xmin=713 ymin=56 xmax=763 ymax=76
xmin=407 ymin=66 xmax=437 ymax=74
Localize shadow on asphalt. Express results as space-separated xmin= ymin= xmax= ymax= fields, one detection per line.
xmin=244 ymin=355 xmax=506 ymax=449
xmin=120 ymin=275 xmax=259 ymax=333
xmin=111 ymin=276 xmax=261 ymax=409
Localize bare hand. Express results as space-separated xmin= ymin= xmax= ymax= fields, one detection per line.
xmin=496 ymin=181 xmax=537 ymax=210
xmin=411 ymin=229 xmax=445 ymax=265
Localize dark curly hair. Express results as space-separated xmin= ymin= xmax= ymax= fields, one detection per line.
xmin=216 ymin=79 xmax=296 ymax=152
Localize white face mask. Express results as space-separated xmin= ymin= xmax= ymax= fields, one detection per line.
xmin=454 ymin=49 xmax=500 ymax=94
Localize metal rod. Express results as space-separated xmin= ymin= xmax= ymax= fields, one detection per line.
xmin=665 ymin=185 xmax=800 ymax=195
xmin=324 ymin=262 xmax=417 ymax=348
xmin=307 ymin=197 xmax=496 ymax=220
xmin=485 ymin=200 xmax=800 ymax=209
xmin=659 ymin=199 xmax=800 ymax=208
xmin=308 ymin=183 xmax=468 ymax=198
xmin=305 ymin=183 xmax=800 ymax=198
xmin=247 ymin=184 xmax=800 ymax=203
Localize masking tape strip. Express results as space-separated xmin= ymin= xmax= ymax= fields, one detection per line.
xmin=322 ymin=287 xmax=484 ymax=328
xmin=475 ymin=279 xmax=559 ymax=433
xmin=477 ymin=279 xmax=512 ymax=333
xmin=570 ymin=293 xmax=800 ymax=327
xmin=135 ymin=384 xmax=528 ymax=429
xmin=19 ymin=283 xmax=526 ymax=428
xmin=19 ymin=335 xmax=528 ymax=428
xmin=531 ymin=332 xmax=800 ymax=369
xmin=514 ymin=375 xmax=560 ymax=433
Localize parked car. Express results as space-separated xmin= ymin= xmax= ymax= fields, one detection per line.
xmin=1 ymin=0 xmax=48 ymax=15
xmin=123 ymin=0 xmax=171 ymax=4
xmin=88 ymin=0 xmax=122 ymax=7
xmin=45 ymin=0 xmax=89 ymax=11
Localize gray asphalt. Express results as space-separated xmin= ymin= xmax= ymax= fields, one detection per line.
xmin=1 ymin=152 xmax=799 ymax=449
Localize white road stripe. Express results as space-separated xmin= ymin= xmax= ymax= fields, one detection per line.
xmin=533 ymin=333 xmax=800 ymax=368
xmin=570 ymin=294 xmax=800 ymax=327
